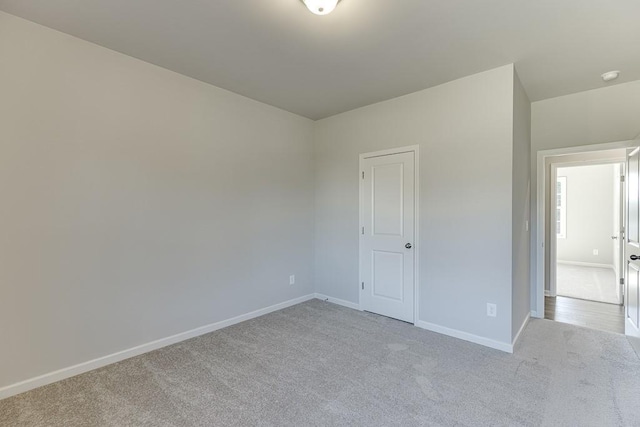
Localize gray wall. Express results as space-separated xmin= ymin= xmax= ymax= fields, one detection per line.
xmin=556 ymin=164 xmax=616 ymax=266
xmin=511 ymin=70 xmax=531 ymax=340
xmin=315 ymin=65 xmax=516 ymax=345
xmin=531 ymin=80 xmax=640 ymax=312
xmin=0 ymin=13 xmax=315 ymax=389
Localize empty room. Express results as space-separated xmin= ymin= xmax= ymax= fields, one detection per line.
xmin=1 ymin=1 xmax=639 ymax=426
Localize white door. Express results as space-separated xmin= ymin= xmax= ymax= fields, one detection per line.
xmin=360 ymin=150 xmax=415 ymax=323
xmin=626 ymin=146 xmax=640 ymax=338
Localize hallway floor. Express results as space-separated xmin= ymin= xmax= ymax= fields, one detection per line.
xmin=545 ymin=295 xmax=624 ymax=334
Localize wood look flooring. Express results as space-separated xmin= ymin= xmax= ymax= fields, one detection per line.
xmin=545 ymin=296 xmax=624 ymax=334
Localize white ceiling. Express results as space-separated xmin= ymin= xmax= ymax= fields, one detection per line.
xmin=1 ymin=0 xmax=639 ymax=120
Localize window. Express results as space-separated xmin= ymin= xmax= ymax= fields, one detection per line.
xmin=556 ymin=176 xmax=567 ymax=239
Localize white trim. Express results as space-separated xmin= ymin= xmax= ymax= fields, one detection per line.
xmin=537 ymin=140 xmax=637 ymax=158
xmin=535 ymin=139 xmax=638 ymax=321
xmin=314 ymin=294 xmax=361 ymax=310
xmin=415 ymin=321 xmax=513 ymax=353
xmin=557 ymin=260 xmax=615 ymax=270
xmin=536 ymin=151 xmax=546 ymax=325
xmin=549 ymin=164 xmax=560 ymax=297
xmin=317 ymin=293 xmax=517 ymax=353
xmin=544 ymin=289 xmax=551 ymax=297
xmin=414 ymin=148 xmax=420 ymax=326
xmin=358 ymin=145 xmax=420 ymax=325
xmin=0 ymin=294 xmax=315 ymax=401
xmin=551 ymin=158 xmax=626 ymax=168
xmin=512 ymin=313 xmax=531 ymax=350
xmin=531 ymin=310 xmax=540 ymax=318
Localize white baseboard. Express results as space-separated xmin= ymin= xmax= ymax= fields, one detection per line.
xmin=415 ymin=320 xmax=513 ymax=353
xmin=531 ymin=310 xmax=541 ymax=318
xmin=512 ymin=313 xmax=531 ymax=350
xmin=557 ymin=260 xmax=615 ymax=270
xmin=0 ymin=293 xmax=315 ymax=401
xmin=315 ymin=293 xmax=513 ymax=353
xmin=544 ymin=290 xmax=554 ymax=297
xmin=314 ymin=293 xmax=360 ymax=310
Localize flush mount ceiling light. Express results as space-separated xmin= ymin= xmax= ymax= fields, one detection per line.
xmin=301 ymin=0 xmax=341 ymax=15
xmin=601 ymin=70 xmax=620 ymax=82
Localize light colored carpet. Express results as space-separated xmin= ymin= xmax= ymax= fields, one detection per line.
xmin=556 ymin=263 xmax=619 ymax=304
xmin=1 ymin=299 xmax=639 ymax=426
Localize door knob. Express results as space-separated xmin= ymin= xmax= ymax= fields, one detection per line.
xmin=405 ymin=243 xmax=412 ymax=249
xmin=631 ymin=255 xmax=640 ymax=261
xmin=611 ymin=235 xmax=618 ymax=240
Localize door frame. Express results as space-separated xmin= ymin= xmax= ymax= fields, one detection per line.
xmin=548 ymin=159 xmax=625 ymax=300
xmin=359 ymin=145 xmax=420 ymax=324
xmin=625 ymin=145 xmax=640 ymax=337
xmin=534 ymin=139 xmax=638 ymax=319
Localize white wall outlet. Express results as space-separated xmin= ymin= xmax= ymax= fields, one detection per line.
xmin=289 ymin=275 xmax=295 ymax=285
xmin=487 ymin=303 xmax=497 ymax=317
xmin=593 ymin=249 xmax=599 ymax=256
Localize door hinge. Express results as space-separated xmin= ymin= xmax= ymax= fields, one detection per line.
xmin=620 ymin=278 xmax=625 ymax=285
xmin=362 ymin=171 xmax=364 ymax=179
xmin=362 ymin=226 xmax=364 ymax=235
xmin=621 ymin=175 xmax=625 ymax=183
xmin=361 ymin=282 xmax=364 ymax=290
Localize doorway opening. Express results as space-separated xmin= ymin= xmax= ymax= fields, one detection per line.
xmin=539 ymin=147 xmax=629 ymax=334
xmin=551 ymin=162 xmax=624 ymax=306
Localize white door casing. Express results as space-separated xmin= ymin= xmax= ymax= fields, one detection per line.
xmin=614 ymin=163 xmax=624 ymax=304
xmin=359 ymin=148 xmax=416 ymax=323
xmin=549 ymin=164 xmax=560 ymax=298
xmin=626 ymin=146 xmax=640 ymax=338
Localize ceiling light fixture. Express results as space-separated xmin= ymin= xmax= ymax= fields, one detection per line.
xmin=601 ymin=70 xmax=620 ymax=82
xmin=302 ymin=0 xmax=340 ymax=15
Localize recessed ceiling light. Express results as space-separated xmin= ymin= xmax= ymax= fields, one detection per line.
xmin=301 ymin=0 xmax=340 ymax=15
xmin=601 ymin=70 xmax=620 ymax=82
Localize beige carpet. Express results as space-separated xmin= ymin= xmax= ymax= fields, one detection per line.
xmin=1 ymin=299 xmax=640 ymax=426
xmin=556 ymin=263 xmax=619 ymax=304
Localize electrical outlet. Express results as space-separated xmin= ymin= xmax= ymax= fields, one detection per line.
xmin=487 ymin=303 xmax=497 ymax=317
xmin=593 ymin=249 xmax=599 ymax=256
xmin=289 ymin=275 xmax=295 ymax=285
